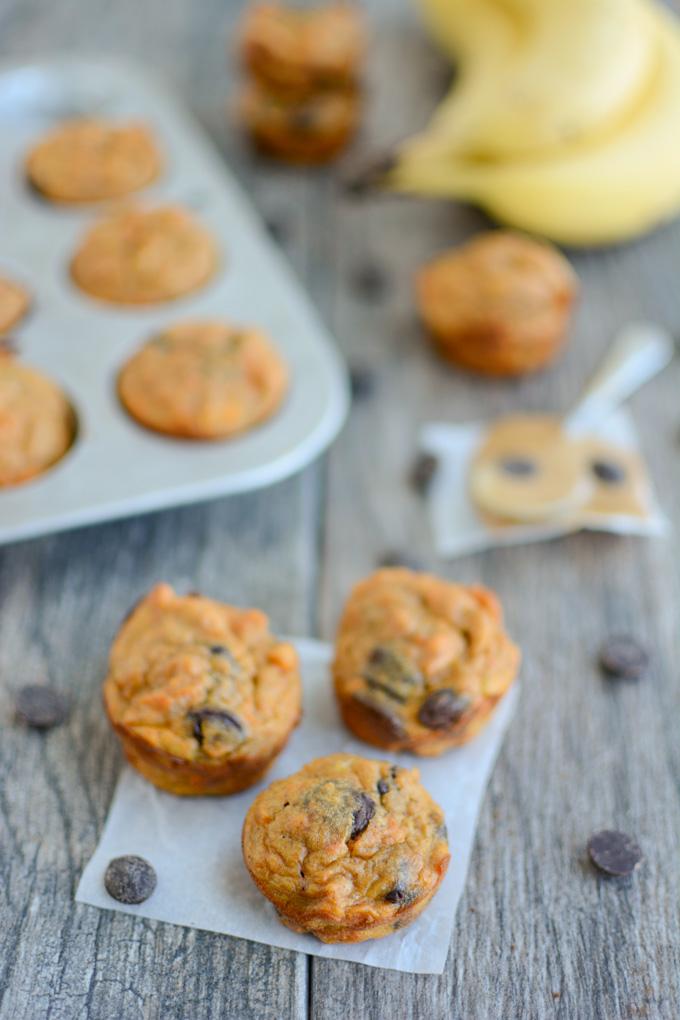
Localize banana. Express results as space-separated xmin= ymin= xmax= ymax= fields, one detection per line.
xmin=408 ymin=0 xmax=657 ymax=160
xmin=389 ymin=1 xmax=680 ymax=246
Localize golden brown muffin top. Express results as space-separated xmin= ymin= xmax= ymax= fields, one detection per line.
xmin=243 ymin=753 xmax=449 ymax=930
xmin=25 ymin=118 xmax=161 ymax=203
xmin=0 ymin=355 xmax=75 ymax=488
xmin=118 ymin=320 xmax=288 ymax=439
xmin=104 ymin=583 xmax=300 ymax=764
xmin=333 ymin=568 xmax=520 ymax=742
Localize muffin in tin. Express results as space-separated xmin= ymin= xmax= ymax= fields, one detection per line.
xmin=417 ymin=231 xmax=577 ymax=377
xmin=242 ymin=752 xmax=450 ymax=942
xmin=104 ymin=583 xmax=302 ymax=795
xmin=333 ymin=568 xmax=520 ymax=756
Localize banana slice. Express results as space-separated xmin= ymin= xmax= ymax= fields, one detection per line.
xmin=470 ymin=414 xmax=592 ymax=522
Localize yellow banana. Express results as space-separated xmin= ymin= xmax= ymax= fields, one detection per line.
xmin=390 ymin=2 xmax=680 ymax=247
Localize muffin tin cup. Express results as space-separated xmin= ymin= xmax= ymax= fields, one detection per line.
xmin=0 ymin=57 xmax=348 ymax=546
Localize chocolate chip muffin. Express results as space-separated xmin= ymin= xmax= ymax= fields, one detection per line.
xmin=71 ymin=205 xmax=217 ymax=305
xmin=0 ymin=277 xmax=30 ymax=335
xmin=0 ymin=353 xmax=76 ymax=488
xmin=242 ymin=753 xmax=450 ymax=942
xmin=239 ymin=80 xmax=359 ymax=164
xmin=333 ymin=569 xmax=520 ymax=756
xmin=417 ymin=231 xmax=577 ymax=377
xmin=25 ymin=118 xmax=161 ymax=203
xmin=103 ymin=584 xmax=302 ymax=796
xmin=240 ymin=2 xmax=365 ymax=96
xmin=117 ymin=320 xmax=288 ymax=439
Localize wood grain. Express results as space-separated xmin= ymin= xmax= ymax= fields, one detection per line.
xmin=1 ymin=0 xmax=680 ymax=1018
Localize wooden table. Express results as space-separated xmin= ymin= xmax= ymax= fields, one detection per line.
xmin=1 ymin=1 xmax=679 ymax=1017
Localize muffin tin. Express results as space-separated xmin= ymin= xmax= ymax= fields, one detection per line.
xmin=0 ymin=57 xmax=348 ymax=546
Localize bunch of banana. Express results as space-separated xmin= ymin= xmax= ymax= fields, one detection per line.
xmin=378 ymin=0 xmax=680 ymax=246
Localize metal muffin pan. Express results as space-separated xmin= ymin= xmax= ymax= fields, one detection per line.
xmin=0 ymin=57 xmax=348 ymax=546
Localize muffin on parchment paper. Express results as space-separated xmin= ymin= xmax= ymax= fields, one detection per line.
xmin=71 ymin=205 xmax=217 ymax=305
xmin=103 ymin=583 xmax=302 ymax=796
xmin=118 ymin=320 xmax=288 ymax=440
xmin=333 ymin=568 xmax=520 ymax=756
xmin=0 ymin=351 xmax=76 ymax=488
xmin=25 ymin=119 xmax=161 ymax=204
xmin=417 ymin=231 xmax=577 ymax=377
xmin=0 ymin=276 xmax=30 ymax=335
xmin=242 ymin=752 xmax=450 ymax=942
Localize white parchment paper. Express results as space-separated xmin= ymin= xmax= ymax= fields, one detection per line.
xmin=76 ymin=639 xmax=519 ymax=974
xmin=422 ymin=408 xmax=667 ymax=560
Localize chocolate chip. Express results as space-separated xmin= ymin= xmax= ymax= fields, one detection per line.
xmin=377 ymin=778 xmax=389 ymax=796
xmin=350 ymin=263 xmax=389 ymax=303
xmin=591 ymin=459 xmax=626 ymax=484
xmin=15 ymin=685 xmax=69 ymax=729
xmin=350 ymin=792 xmax=375 ymax=840
xmin=418 ymin=689 xmax=470 ymax=730
xmin=104 ymin=855 xmax=157 ymax=904
xmin=363 ymin=645 xmax=422 ymax=703
xmin=189 ymin=707 xmax=244 ymax=745
xmin=351 ymin=692 xmax=408 ymax=743
xmin=587 ymin=830 xmax=643 ymax=877
xmin=599 ymin=636 xmax=649 ymax=680
xmin=385 ymin=884 xmax=408 ymax=905
xmin=499 ymin=456 xmax=536 ymax=477
xmin=209 ymin=644 xmax=228 ymax=655
xmin=409 ymin=453 xmax=438 ymax=496
xmin=377 ymin=550 xmax=425 ymax=572
xmin=349 ymin=364 xmax=376 ymax=401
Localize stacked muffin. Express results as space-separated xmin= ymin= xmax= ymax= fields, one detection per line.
xmin=238 ymin=2 xmax=364 ymax=164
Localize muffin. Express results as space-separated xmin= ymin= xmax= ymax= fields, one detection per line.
xmin=0 ymin=353 xmax=75 ymax=487
xmin=333 ymin=568 xmax=520 ymax=756
xmin=242 ymin=752 xmax=450 ymax=942
xmin=71 ymin=205 xmax=217 ymax=305
xmin=416 ymin=231 xmax=577 ymax=376
xmin=25 ymin=118 xmax=161 ymax=203
xmin=239 ymin=80 xmax=359 ymax=164
xmin=118 ymin=320 xmax=288 ymax=439
xmin=0 ymin=277 xmax=30 ymax=335
xmin=240 ymin=2 xmax=365 ymax=96
xmin=103 ymin=583 xmax=302 ymax=796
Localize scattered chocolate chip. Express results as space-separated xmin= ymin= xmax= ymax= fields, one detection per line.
xmin=350 ymin=263 xmax=389 ymax=303
xmin=351 ymin=692 xmax=408 ymax=743
xmin=349 ymin=364 xmax=376 ymax=401
xmin=189 ymin=707 xmax=244 ymax=745
xmin=587 ymin=830 xmax=643 ymax=878
xmin=499 ymin=456 xmax=537 ymax=477
xmin=363 ymin=645 xmax=422 ymax=703
xmin=599 ymin=636 xmax=649 ymax=680
xmin=104 ymin=855 xmax=157 ymax=904
xmin=377 ymin=550 xmax=425 ymax=572
xmin=350 ymin=792 xmax=375 ymax=840
xmin=15 ymin=685 xmax=70 ymax=730
xmin=591 ymin=459 xmax=626 ymax=484
xmin=418 ymin=689 xmax=470 ymax=730
xmin=385 ymin=884 xmax=408 ymax=905
xmin=377 ymin=778 xmax=389 ymax=796
xmin=409 ymin=452 xmax=438 ymax=496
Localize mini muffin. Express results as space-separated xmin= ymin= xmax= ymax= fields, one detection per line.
xmin=118 ymin=320 xmax=288 ymax=439
xmin=25 ymin=118 xmax=161 ymax=203
xmin=71 ymin=205 xmax=217 ymax=305
xmin=333 ymin=568 xmax=520 ymax=756
xmin=240 ymin=2 xmax=365 ymax=96
xmin=0 ymin=353 xmax=75 ymax=487
xmin=103 ymin=583 xmax=302 ymax=796
xmin=0 ymin=277 xmax=30 ymax=335
xmin=416 ymin=231 xmax=577 ymax=376
xmin=239 ymin=80 xmax=359 ymax=164
xmin=242 ymin=753 xmax=450 ymax=942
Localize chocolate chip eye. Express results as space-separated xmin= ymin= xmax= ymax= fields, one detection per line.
xmin=350 ymin=792 xmax=375 ymax=840
xmin=188 ymin=707 xmax=244 ymax=746
xmin=418 ymin=689 xmax=470 ymax=730
xmin=591 ymin=459 xmax=626 ymax=484
xmin=499 ymin=456 xmax=537 ymax=477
